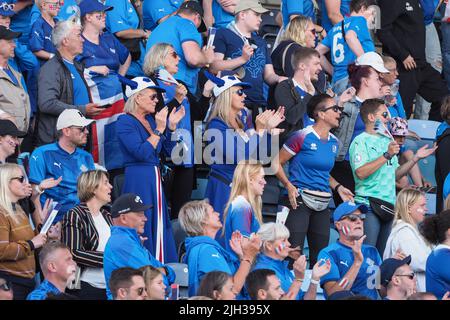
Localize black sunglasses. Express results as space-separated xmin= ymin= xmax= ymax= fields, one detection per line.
xmin=321 ymin=105 xmax=344 ymax=113
xmin=10 ymin=176 xmax=26 ymax=183
xmin=0 ymin=281 xmax=11 ymax=291
xmin=381 ymin=111 xmax=390 ymax=119
xmin=136 ymin=287 xmax=146 ymax=296
xmin=395 ymin=273 xmax=415 ymax=280
xmin=71 ymin=126 xmax=88 ymax=132
xmin=233 ymin=89 xmax=245 ymax=96
xmin=342 ymin=214 xmax=366 ymax=222
xmin=149 ymin=93 xmax=158 ymax=101
xmin=170 ymin=51 xmax=178 ymax=59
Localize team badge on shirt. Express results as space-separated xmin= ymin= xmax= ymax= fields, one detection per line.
xmin=332 ymin=145 xmax=337 ymax=153
xmin=80 ymin=164 xmax=88 ymax=172
xmin=406 ymin=2 xmax=414 ymax=11
xmin=310 ymin=143 xmax=317 ymax=151
xmin=354 ymin=153 xmax=362 ymax=165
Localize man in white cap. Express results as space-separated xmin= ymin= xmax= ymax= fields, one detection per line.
xmin=29 ymin=109 xmax=96 ymax=222
xmin=210 ymin=0 xmax=286 ymax=123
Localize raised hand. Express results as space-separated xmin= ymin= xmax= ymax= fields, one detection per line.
xmin=266 ymin=106 xmax=285 ymax=130
xmin=414 ymin=144 xmax=437 ymax=160
xmin=255 ymin=110 xmax=270 ymax=131
xmin=293 ymin=255 xmax=307 ymax=279
xmin=337 ymin=185 xmax=354 ymax=202
xmin=230 ymin=230 xmax=244 ymax=259
xmin=168 ymin=106 xmax=186 ymax=131
xmin=175 ymin=84 xmax=188 ymax=103
xmin=338 ymin=87 xmax=356 ymax=105
xmin=40 ymin=176 xmax=63 ymax=191
xmin=312 ymin=259 xmax=331 ymax=280
xmin=241 ymin=44 xmax=254 ymax=62
xmin=241 ymin=233 xmax=261 ymax=261
xmin=351 ymin=235 xmax=366 ymax=263
xmin=288 ymin=246 xmax=301 ymax=260
xmin=155 ymin=106 xmax=169 ymax=132
xmin=31 ymin=233 xmax=47 ymax=249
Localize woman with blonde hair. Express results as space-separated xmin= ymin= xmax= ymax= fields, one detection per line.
xmin=384 ymin=188 xmax=432 ymax=292
xmin=140 ymin=265 xmax=167 ymax=300
xmin=222 ymin=161 xmax=266 ymax=254
xmin=0 ymin=163 xmax=48 ymax=299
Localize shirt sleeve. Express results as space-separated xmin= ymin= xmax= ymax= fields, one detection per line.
xmin=112 ymin=34 xmax=130 ymax=65
xmin=228 ymin=202 xmax=254 ymax=237
xmin=178 ymin=19 xmax=202 ymax=45
xmin=318 ymin=250 xmax=341 ymax=286
xmin=283 ymin=131 xmax=306 ymax=155
xmin=286 ymin=0 xmax=304 ymax=16
xmin=321 ymin=32 xmax=332 ymax=48
xmin=149 ymin=0 xmax=174 ymax=23
xmin=29 ymin=21 xmax=45 ymax=52
xmin=106 ymin=0 xmax=132 ymax=33
xmin=28 ymin=148 xmax=46 ymax=185
xmin=349 ymin=138 xmax=369 ymax=170
xmin=212 ymin=28 xmax=228 ymax=55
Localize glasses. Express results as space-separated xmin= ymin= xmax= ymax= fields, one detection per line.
xmin=395 ymin=273 xmax=415 ymax=280
xmin=308 ymin=29 xmax=316 ymax=35
xmin=0 ymin=3 xmax=15 ymax=10
xmin=93 ymin=11 xmax=106 ymax=19
xmin=169 ymin=51 xmax=178 ymax=59
xmin=10 ymin=176 xmax=26 ymax=183
xmin=136 ymin=287 xmax=146 ymax=296
xmin=0 ymin=281 xmax=11 ymax=291
xmin=321 ymin=105 xmax=344 ymax=113
xmin=71 ymin=126 xmax=88 ymax=132
xmin=381 ymin=111 xmax=389 ymax=119
xmin=342 ymin=214 xmax=366 ymax=222
xmin=149 ymin=93 xmax=158 ymax=101
xmin=233 ymin=89 xmax=245 ymax=96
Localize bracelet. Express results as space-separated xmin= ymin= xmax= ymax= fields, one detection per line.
xmin=310 ymin=278 xmax=320 ymax=285
xmin=334 ymin=184 xmax=342 ymax=192
xmin=294 ymin=278 xmax=304 ymax=283
xmin=240 ymin=258 xmax=252 ymax=265
xmin=35 ymin=185 xmax=44 ymax=195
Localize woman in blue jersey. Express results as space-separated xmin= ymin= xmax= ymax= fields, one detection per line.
xmin=178 ymin=199 xmax=261 ymax=298
xmin=222 ymin=160 xmax=265 ymax=254
xmin=253 ymin=222 xmax=332 ymax=300
xmin=116 ymin=76 xmax=185 ymax=264
xmin=421 ymin=210 xmax=450 ymax=299
xmin=317 ymin=0 xmax=377 ymax=95
xmin=276 ymin=93 xmax=354 ymax=267
xmin=143 ymin=42 xmax=202 ymax=220
xmin=204 ymin=74 xmax=285 ymax=234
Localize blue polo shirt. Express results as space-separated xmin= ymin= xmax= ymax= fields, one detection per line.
xmin=213 ymin=26 xmax=272 ymax=105
xmin=212 ymin=0 xmax=234 ymax=28
xmin=143 ymin=0 xmax=182 ymax=30
xmin=106 ymin=0 xmax=139 ymax=33
xmin=62 ymin=60 xmax=90 ymax=106
xmin=253 ymin=254 xmax=305 ymax=300
xmin=282 ymin=0 xmax=315 ymax=27
xmin=8 ymin=0 xmax=32 ymax=45
xmin=320 ymin=0 xmax=351 ymax=32
xmin=318 ymin=241 xmax=382 ymax=300
xmin=28 ymin=142 xmax=95 ymax=221
xmin=26 ymin=280 xmax=61 ymax=300
xmin=426 ymin=245 xmax=450 ymax=299
xmin=321 ymin=16 xmax=375 ymax=84
xmin=29 ymin=16 xmax=57 ymax=65
xmin=144 ymin=15 xmax=203 ymax=94
xmin=283 ymin=126 xmax=339 ymax=192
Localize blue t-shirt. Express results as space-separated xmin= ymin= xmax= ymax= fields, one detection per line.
xmin=143 ymin=0 xmax=182 ymax=30
xmin=106 ymin=0 xmax=139 ymax=33
xmin=30 ymin=0 xmax=79 ymax=27
xmin=321 ymin=0 xmax=352 ymax=32
xmin=26 ymin=280 xmax=61 ymax=300
xmin=144 ymin=15 xmax=203 ymax=94
xmin=425 ymin=245 xmax=450 ymax=299
xmin=224 ymin=196 xmax=260 ymax=255
xmin=8 ymin=1 xmax=32 ymax=44
xmin=283 ymin=126 xmax=339 ymax=192
xmin=29 ymin=16 xmax=57 ymax=65
xmin=321 ymin=16 xmax=375 ymax=83
xmin=212 ymin=0 xmax=234 ymax=28
xmin=63 ymin=60 xmax=90 ymax=106
xmin=282 ymin=0 xmax=315 ymax=28
xmin=213 ymin=26 xmax=272 ymax=105
xmin=318 ymin=241 xmax=381 ymax=300
xmin=77 ymin=32 xmax=129 ymax=71
xmin=28 ymin=142 xmax=95 ymax=221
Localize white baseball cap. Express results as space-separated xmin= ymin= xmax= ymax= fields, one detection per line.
xmin=213 ymin=75 xmax=252 ymax=97
xmin=355 ymin=52 xmax=389 ymax=73
xmin=125 ymin=77 xmax=166 ymax=98
xmin=56 ymin=109 xmax=94 ymax=130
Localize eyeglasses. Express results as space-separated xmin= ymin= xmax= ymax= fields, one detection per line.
xmin=308 ymin=29 xmax=316 ymax=35
xmin=342 ymin=214 xmax=366 ymax=222
xmin=233 ymin=89 xmax=245 ymax=96
xmin=0 ymin=281 xmax=11 ymax=291
xmin=10 ymin=176 xmax=26 ymax=183
xmin=136 ymin=287 xmax=146 ymax=296
xmin=0 ymin=3 xmax=15 ymax=11
xmin=71 ymin=126 xmax=88 ymax=132
xmin=169 ymin=51 xmax=178 ymax=59
xmin=149 ymin=93 xmax=158 ymax=101
xmin=321 ymin=105 xmax=344 ymax=113
xmin=395 ymin=273 xmax=415 ymax=280
xmin=381 ymin=111 xmax=390 ymax=119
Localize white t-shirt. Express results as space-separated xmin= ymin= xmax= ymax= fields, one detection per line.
xmin=80 ymin=213 xmax=111 ymax=289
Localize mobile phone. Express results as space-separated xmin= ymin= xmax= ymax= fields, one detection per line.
xmin=207 ymin=27 xmax=216 ymax=49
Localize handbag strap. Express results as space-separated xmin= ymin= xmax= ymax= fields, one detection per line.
xmin=282 ymin=42 xmax=295 ymax=73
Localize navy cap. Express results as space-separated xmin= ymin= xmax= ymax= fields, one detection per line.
xmin=380 ymin=255 xmax=412 ymax=287
xmin=111 ymin=193 xmax=153 ymax=218
xmin=0 ymin=119 xmax=26 ymax=137
xmin=179 ymin=1 xmax=207 ymax=33
xmin=79 ymin=0 xmax=113 ymax=17
xmin=0 ymin=2 xmax=15 ymax=17
xmin=333 ymin=201 xmax=368 ymax=223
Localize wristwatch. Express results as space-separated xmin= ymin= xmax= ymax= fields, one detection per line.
xmin=383 ymin=152 xmax=393 ymax=160
xmin=153 ymin=129 xmax=163 ymax=137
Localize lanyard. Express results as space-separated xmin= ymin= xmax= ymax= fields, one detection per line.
xmin=227 ymin=21 xmax=251 ymax=46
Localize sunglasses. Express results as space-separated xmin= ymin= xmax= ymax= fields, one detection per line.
xmin=136 ymin=287 xmax=146 ymax=296
xmin=10 ymin=176 xmax=26 ymax=183
xmin=309 ymin=28 xmax=317 ymax=35
xmin=0 ymin=281 xmax=11 ymax=291
xmin=71 ymin=126 xmax=88 ymax=132
xmin=233 ymin=89 xmax=245 ymax=96
xmin=342 ymin=213 xmax=366 ymax=222
xmin=395 ymin=273 xmax=415 ymax=280
xmin=149 ymin=93 xmax=158 ymax=101
xmin=381 ymin=111 xmax=390 ymax=119
xmin=321 ymin=105 xmax=344 ymax=113
xmin=0 ymin=3 xmax=14 ymax=10
xmin=169 ymin=51 xmax=178 ymax=59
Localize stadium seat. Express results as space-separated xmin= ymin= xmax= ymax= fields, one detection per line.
xmin=170 ymin=219 xmax=187 ymax=261
xmin=259 ymin=9 xmax=280 ymax=51
xmin=165 ymin=262 xmax=189 ymax=299
xmin=112 ymin=174 xmax=125 ymax=201
xmin=407 ymin=119 xmax=441 ymax=140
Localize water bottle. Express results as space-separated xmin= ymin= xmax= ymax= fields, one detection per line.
xmin=385 ymin=79 xmax=399 ymax=105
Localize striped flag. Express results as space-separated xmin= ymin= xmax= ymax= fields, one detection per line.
xmin=84 ymin=70 xmax=125 ymax=170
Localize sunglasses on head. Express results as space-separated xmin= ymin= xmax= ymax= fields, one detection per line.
xmin=342 ymin=213 xmax=366 ymax=222
xmin=0 ymin=3 xmax=15 ymax=10
xmin=10 ymin=176 xmax=26 ymax=183
xmin=233 ymin=89 xmax=245 ymax=96
xmin=321 ymin=105 xmax=344 ymax=113
xmin=0 ymin=281 xmax=11 ymax=291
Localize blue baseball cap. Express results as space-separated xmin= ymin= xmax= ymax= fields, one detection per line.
xmin=79 ymin=0 xmax=113 ymax=17
xmin=0 ymin=2 xmax=15 ymax=17
xmin=379 ymin=255 xmax=412 ymax=287
xmin=333 ymin=201 xmax=368 ymax=223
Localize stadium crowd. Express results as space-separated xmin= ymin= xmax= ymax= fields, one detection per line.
xmin=1 ymin=0 xmax=450 ymax=301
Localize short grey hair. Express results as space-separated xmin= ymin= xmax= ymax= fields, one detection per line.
xmin=52 ymin=16 xmax=81 ymax=49
xmin=142 ymin=43 xmax=173 ymax=76
xmin=178 ymin=200 xmax=210 ymax=236
xmin=257 ymin=223 xmax=290 ymax=243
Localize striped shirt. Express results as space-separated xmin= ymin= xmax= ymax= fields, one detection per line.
xmin=0 ymin=205 xmax=36 ymax=279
